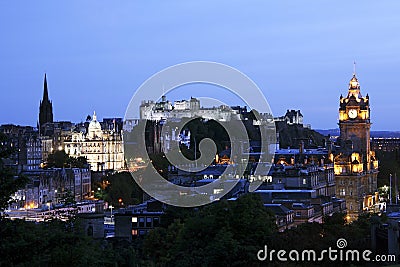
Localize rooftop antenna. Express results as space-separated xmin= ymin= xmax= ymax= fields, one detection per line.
xmin=353 ymin=60 xmax=356 ymax=76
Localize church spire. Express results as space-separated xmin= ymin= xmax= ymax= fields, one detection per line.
xmin=39 ymin=73 xmax=54 ymax=134
xmin=43 ymin=73 xmax=49 ymax=101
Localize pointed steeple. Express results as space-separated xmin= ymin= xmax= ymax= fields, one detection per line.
xmin=39 ymin=73 xmax=53 ymax=134
xmin=43 ymin=73 xmax=49 ymax=101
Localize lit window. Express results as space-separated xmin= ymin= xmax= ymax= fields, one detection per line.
xmin=339 ymin=188 xmax=345 ymax=196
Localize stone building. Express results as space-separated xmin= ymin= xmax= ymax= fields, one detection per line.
xmin=139 ymin=96 xmax=242 ymax=122
xmin=0 ymin=124 xmax=42 ymax=171
xmin=64 ymin=112 xmax=124 ymax=171
xmin=26 ymin=132 xmax=42 ymax=170
xmin=271 ymin=146 xmax=336 ymax=197
xmin=10 ymin=168 xmax=91 ymax=210
xmin=274 ymin=109 xmax=304 ymax=126
xmin=334 ymin=72 xmax=379 ymax=221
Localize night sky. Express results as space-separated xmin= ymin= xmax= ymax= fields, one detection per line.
xmin=1 ymin=1 xmax=399 ymax=130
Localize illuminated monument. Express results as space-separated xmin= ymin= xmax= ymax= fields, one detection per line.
xmin=334 ymin=68 xmax=379 ymax=221
xmin=65 ymin=112 xmax=124 ymax=171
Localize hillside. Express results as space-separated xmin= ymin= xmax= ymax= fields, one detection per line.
xmin=276 ymin=121 xmax=327 ymax=149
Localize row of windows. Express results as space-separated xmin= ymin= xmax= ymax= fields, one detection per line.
xmin=339 ymin=179 xmax=354 ymax=185
xmin=27 ymin=159 xmax=41 ymax=165
xmin=294 ymin=210 xmax=314 ymax=218
xmin=339 ymin=188 xmax=354 ymax=196
xmin=132 ymin=216 xmax=160 ymax=229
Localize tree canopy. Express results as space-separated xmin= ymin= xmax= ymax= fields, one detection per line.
xmin=46 ymin=150 xmax=88 ymax=168
xmin=143 ymin=194 xmax=277 ymax=266
xmin=102 ymin=172 xmax=144 ymax=207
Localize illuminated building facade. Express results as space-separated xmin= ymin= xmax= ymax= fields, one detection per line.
xmin=139 ymin=96 xmax=242 ymax=122
xmin=64 ymin=112 xmax=124 ymax=171
xmin=334 ymin=72 xmax=379 ymax=221
xmin=9 ymin=168 xmax=91 ymax=210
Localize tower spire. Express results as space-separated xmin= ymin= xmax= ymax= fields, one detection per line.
xmin=43 ymin=73 xmax=49 ymax=101
xmin=353 ymin=61 xmax=356 ymax=76
xmin=39 ymin=73 xmax=53 ymax=133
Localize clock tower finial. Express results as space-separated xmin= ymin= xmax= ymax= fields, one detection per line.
xmin=348 ymin=62 xmax=361 ymax=97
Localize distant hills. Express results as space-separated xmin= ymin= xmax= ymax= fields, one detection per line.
xmin=316 ymin=129 xmax=400 ymax=138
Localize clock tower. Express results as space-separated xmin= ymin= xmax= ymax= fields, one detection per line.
xmin=335 ymin=70 xmax=379 ymax=222
xmin=338 ymin=73 xmax=371 ymax=171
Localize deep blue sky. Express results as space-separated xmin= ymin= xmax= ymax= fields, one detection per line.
xmin=1 ymin=1 xmax=399 ymax=130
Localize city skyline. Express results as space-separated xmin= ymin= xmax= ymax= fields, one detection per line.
xmin=1 ymin=1 xmax=400 ymax=130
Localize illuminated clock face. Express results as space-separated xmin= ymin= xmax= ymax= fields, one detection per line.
xmin=348 ymin=109 xmax=358 ymax=119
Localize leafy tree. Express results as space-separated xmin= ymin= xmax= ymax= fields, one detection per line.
xmin=143 ymin=194 xmax=277 ymax=266
xmin=0 ymin=218 xmax=123 ymax=266
xmin=61 ymin=190 xmax=76 ymax=206
xmin=46 ymin=150 xmax=70 ymax=168
xmin=46 ymin=150 xmax=88 ymax=168
xmin=104 ymin=172 xmax=143 ymax=207
xmin=149 ymin=152 xmax=169 ymax=178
